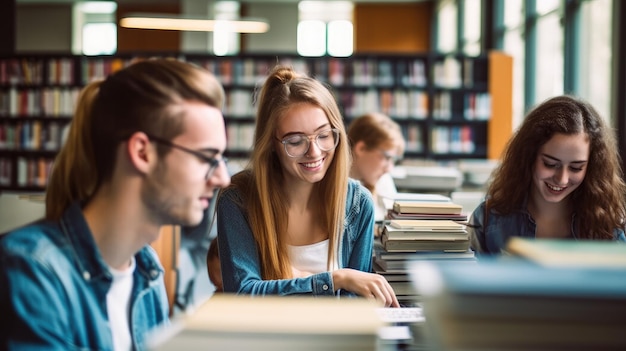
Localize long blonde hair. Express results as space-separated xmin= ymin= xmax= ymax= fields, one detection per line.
xmin=46 ymin=58 xmax=225 ymax=220
xmin=224 ymin=65 xmax=350 ymax=279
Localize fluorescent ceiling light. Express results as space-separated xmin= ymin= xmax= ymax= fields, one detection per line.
xmin=78 ymin=1 xmax=117 ymax=14
xmin=120 ymin=14 xmax=269 ymax=34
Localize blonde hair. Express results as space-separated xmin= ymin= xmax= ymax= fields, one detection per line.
xmin=224 ymin=65 xmax=350 ymax=279
xmin=46 ymin=58 xmax=225 ymax=220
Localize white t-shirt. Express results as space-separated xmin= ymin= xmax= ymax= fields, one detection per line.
xmin=288 ymin=239 xmax=339 ymax=274
xmin=107 ymin=257 xmax=136 ymax=351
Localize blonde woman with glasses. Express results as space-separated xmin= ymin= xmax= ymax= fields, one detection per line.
xmin=215 ymin=66 xmax=399 ymax=307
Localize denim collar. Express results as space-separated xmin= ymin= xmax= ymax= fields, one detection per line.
xmin=516 ymin=196 xmax=578 ymax=238
xmin=59 ymin=202 xmax=163 ymax=284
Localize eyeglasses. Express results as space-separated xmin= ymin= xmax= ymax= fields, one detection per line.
xmin=278 ymin=128 xmax=340 ymax=158
xmin=145 ymin=133 xmax=227 ymax=180
xmin=378 ymin=149 xmax=402 ymax=165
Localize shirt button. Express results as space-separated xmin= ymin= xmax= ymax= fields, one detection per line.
xmin=150 ymin=270 xmax=159 ymax=278
xmin=322 ymin=284 xmax=329 ymax=291
xmin=83 ymin=271 xmax=91 ymax=281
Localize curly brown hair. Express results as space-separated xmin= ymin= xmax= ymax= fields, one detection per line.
xmin=487 ymin=95 xmax=626 ymax=239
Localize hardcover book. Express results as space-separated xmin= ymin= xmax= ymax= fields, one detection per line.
xmin=505 ymin=237 xmax=626 ymax=268
xmin=393 ymin=201 xmax=463 ymax=215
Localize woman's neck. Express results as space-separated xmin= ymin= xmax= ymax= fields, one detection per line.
xmin=527 ymin=192 xmax=573 ymax=238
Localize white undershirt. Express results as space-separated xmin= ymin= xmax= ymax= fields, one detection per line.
xmin=287 ymin=239 xmax=339 ymax=274
xmin=106 ymin=257 xmax=136 ymax=351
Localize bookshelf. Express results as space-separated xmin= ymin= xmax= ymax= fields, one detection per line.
xmin=0 ymin=52 xmax=512 ymax=192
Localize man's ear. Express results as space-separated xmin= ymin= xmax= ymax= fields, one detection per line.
xmin=125 ymin=132 xmax=154 ymax=175
xmin=353 ymin=140 xmax=368 ymax=157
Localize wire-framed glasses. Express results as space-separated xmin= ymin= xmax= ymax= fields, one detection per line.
xmin=145 ymin=133 xmax=227 ymax=180
xmin=279 ymin=128 xmax=340 ymax=157
xmin=378 ymin=149 xmax=402 ymax=165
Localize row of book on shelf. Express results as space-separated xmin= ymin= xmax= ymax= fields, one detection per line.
xmin=224 ymin=123 xmax=477 ymax=156
xmin=224 ymin=122 xmax=424 ymax=154
xmin=0 ymin=87 xmax=80 ymax=117
xmin=0 ymin=156 xmax=52 ymax=187
xmin=2 ymin=55 xmax=488 ymax=89
xmin=430 ymin=125 xmax=476 ymax=154
xmin=195 ymin=56 xmax=429 ymax=88
xmin=373 ymin=193 xmax=476 ymax=305
xmin=432 ymin=92 xmax=491 ymax=121
xmin=0 ymin=58 xmax=76 ymax=85
xmin=0 ymin=121 xmax=66 ymax=151
xmin=203 ymin=89 xmax=490 ymax=121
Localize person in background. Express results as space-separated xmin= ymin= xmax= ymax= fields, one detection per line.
xmin=206 ymin=237 xmax=223 ymax=293
xmin=348 ymin=112 xmax=405 ymax=222
xmin=0 ymin=59 xmax=231 ymax=350
xmin=216 ymin=65 xmax=399 ymax=307
xmin=468 ymin=95 xmax=626 ymax=254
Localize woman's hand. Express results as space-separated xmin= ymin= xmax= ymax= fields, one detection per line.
xmin=332 ymin=268 xmax=400 ymax=307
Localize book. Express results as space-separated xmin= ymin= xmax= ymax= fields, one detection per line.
xmin=382 ymin=226 xmax=468 ymax=241
xmin=148 ymin=295 xmax=383 ymax=351
xmin=505 ymin=237 xmax=626 ymax=269
xmin=382 ymin=235 xmax=470 ymax=252
xmin=376 ymin=249 xmax=476 ymax=262
xmin=381 ymin=193 xmax=451 ymax=212
xmin=389 ymin=219 xmax=465 ymax=231
xmin=388 ymin=281 xmax=417 ymax=297
xmin=375 ymin=255 xmax=476 ymax=271
xmin=392 ymin=201 xmax=462 ymax=215
xmin=408 ymin=259 xmax=626 ymax=350
xmin=386 ymin=210 xmax=468 ymax=222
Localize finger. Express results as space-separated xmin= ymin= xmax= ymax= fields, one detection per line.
xmin=376 ymin=275 xmax=400 ymax=307
xmin=386 ymin=282 xmax=400 ymax=307
xmin=370 ymin=285 xmax=390 ymax=307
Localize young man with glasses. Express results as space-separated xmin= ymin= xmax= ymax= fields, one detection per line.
xmin=347 ymin=112 xmax=405 ymax=222
xmin=215 ymin=65 xmax=399 ymax=307
xmin=0 ymin=59 xmax=230 ymax=350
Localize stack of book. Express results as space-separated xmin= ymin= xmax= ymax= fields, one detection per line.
xmin=381 ymin=219 xmax=469 ymax=253
xmin=374 ymin=199 xmax=476 ymax=304
xmin=387 ymin=200 xmax=467 ymax=222
xmin=408 ymin=254 xmax=626 ymax=351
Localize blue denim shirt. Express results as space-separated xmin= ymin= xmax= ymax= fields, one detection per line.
xmin=216 ymin=178 xmax=375 ymax=296
xmin=468 ymin=200 xmax=626 ymax=255
xmin=0 ymin=202 xmax=169 ymax=350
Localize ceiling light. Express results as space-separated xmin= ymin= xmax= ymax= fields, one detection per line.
xmin=120 ymin=13 xmax=269 ymax=34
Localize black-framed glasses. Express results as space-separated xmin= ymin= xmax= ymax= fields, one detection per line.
xmin=145 ymin=133 xmax=227 ymax=180
xmin=278 ymin=128 xmax=340 ymax=158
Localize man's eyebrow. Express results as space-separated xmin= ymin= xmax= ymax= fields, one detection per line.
xmin=198 ymin=148 xmax=220 ymax=155
xmin=541 ymin=154 xmax=588 ymax=164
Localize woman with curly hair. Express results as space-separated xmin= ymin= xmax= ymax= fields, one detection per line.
xmin=468 ymin=95 xmax=626 ymax=254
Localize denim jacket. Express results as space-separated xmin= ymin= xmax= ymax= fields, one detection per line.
xmin=468 ymin=200 xmax=626 ymax=255
xmin=0 ymin=202 xmax=169 ymax=350
xmin=216 ymin=178 xmax=375 ymax=296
